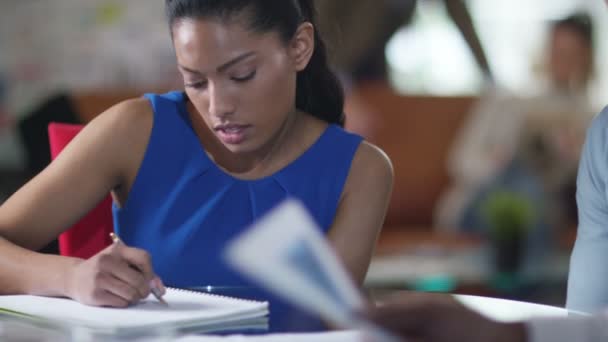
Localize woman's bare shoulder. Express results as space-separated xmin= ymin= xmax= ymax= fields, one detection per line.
xmin=70 ymin=97 xmax=155 ymax=186
xmin=353 ymin=141 xmax=393 ymax=180
xmin=89 ymin=97 xmax=153 ymax=138
xmin=340 ymin=138 xmax=393 ymax=201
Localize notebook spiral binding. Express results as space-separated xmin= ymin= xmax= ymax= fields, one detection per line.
xmin=168 ymin=287 xmax=267 ymax=305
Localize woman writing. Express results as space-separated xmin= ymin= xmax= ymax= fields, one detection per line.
xmin=0 ymin=0 xmax=393 ymax=308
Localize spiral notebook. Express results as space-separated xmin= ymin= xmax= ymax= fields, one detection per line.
xmin=0 ymin=288 xmax=268 ymax=335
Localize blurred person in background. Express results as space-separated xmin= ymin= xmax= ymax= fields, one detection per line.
xmin=434 ymin=12 xmax=595 ymax=244
xmin=364 ymin=6 xmax=608 ymax=342
xmin=369 ymin=103 xmax=608 ymax=342
xmin=316 ymin=0 xmax=492 ymax=84
xmin=314 ymin=0 xmax=493 ymax=138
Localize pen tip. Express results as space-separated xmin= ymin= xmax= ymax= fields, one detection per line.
xmin=151 ymin=288 xmax=168 ymax=306
xmin=159 ymin=297 xmax=169 ymax=306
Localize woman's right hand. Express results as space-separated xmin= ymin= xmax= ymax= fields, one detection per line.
xmin=64 ymin=243 xmax=164 ymax=307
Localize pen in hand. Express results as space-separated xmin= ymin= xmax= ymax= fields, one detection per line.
xmin=109 ymin=232 xmax=168 ymax=306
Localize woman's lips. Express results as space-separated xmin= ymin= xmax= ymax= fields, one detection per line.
xmin=215 ymin=124 xmax=251 ymax=145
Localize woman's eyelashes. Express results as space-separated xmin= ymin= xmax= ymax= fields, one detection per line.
xmin=185 ymin=70 xmax=256 ymax=89
xmin=186 ymin=80 xmax=208 ymax=89
xmin=231 ymin=70 xmax=256 ymax=82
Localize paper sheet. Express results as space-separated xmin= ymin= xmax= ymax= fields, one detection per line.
xmin=225 ymin=199 xmax=400 ymax=342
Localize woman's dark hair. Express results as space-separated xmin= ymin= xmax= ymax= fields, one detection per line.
xmin=552 ymin=12 xmax=594 ymax=50
xmin=165 ymin=0 xmax=345 ymax=126
xmin=551 ymin=12 xmax=594 ymax=84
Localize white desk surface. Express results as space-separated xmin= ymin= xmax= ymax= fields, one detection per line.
xmin=455 ymin=294 xmax=570 ymax=322
xmin=0 ymin=294 xmax=572 ymax=341
xmin=174 ymin=295 xmax=571 ymax=341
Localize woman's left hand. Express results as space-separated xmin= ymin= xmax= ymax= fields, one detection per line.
xmin=367 ymin=292 xmax=528 ymax=342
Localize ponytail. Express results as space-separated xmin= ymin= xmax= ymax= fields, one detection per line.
xmin=295 ymin=0 xmax=345 ymax=126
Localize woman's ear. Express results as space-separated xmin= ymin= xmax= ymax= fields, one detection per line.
xmin=289 ymin=22 xmax=315 ymax=72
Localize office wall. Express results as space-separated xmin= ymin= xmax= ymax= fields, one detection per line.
xmin=0 ymin=0 xmax=177 ymax=116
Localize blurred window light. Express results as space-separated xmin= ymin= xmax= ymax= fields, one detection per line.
xmin=386 ymin=0 xmax=607 ymax=109
xmin=386 ymin=1 xmax=482 ymax=96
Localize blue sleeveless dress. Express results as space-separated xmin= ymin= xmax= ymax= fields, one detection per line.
xmin=112 ymin=91 xmax=362 ymax=288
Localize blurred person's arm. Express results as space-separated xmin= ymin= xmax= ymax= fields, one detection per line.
xmin=567 ymin=107 xmax=608 ymax=312
xmin=369 ymin=292 xmax=608 ymax=342
xmin=444 ymin=0 xmax=493 ymax=80
xmin=434 ymin=90 xmax=525 ymax=228
xmin=447 ymin=90 xmax=523 ymax=184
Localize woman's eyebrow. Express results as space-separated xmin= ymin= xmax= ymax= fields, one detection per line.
xmin=217 ymin=51 xmax=256 ymax=73
xmin=178 ymin=51 xmax=256 ymax=76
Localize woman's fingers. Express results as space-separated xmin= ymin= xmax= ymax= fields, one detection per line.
xmin=69 ymin=244 xmax=164 ymax=307
xmin=105 ymin=257 xmax=150 ymax=298
xmin=118 ymin=246 xmax=155 ymax=282
xmin=91 ymin=288 xmax=130 ymax=308
xmin=97 ymin=271 xmax=142 ymax=305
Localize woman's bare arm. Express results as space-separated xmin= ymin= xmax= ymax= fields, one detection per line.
xmin=0 ymin=98 xmax=153 ymax=297
xmin=328 ymin=142 xmax=393 ymax=285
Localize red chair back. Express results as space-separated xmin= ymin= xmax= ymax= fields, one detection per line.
xmin=48 ymin=123 xmax=113 ymax=258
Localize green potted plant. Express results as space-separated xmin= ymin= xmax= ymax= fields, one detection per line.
xmin=481 ymin=190 xmax=536 ymax=274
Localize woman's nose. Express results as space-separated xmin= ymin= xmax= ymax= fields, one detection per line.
xmin=208 ymin=84 xmax=236 ymax=119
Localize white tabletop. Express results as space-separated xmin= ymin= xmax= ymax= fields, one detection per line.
xmin=454 ymin=294 xmax=571 ymax=322
xmin=171 ymin=295 xmax=573 ymax=341
xmin=0 ymin=294 xmax=573 ymax=341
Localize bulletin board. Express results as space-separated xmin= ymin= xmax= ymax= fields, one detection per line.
xmin=0 ymin=0 xmax=178 ymax=115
